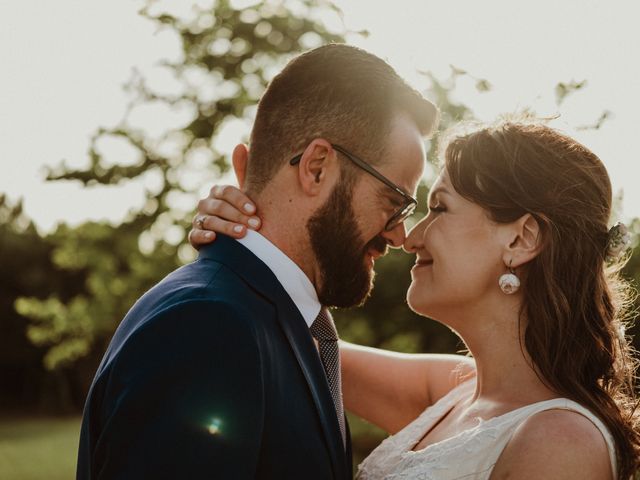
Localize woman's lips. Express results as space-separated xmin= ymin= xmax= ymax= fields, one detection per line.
xmin=413 ymin=259 xmax=433 ymax=269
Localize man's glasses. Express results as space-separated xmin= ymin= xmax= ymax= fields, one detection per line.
xmin=289 ymin=144 xmax=418 ymax=231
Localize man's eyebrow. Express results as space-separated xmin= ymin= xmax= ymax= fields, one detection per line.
xmin=388 ymin=193 xmax=405 ymax=207
xmin=375 ymin=185 xmax=404 ymax=206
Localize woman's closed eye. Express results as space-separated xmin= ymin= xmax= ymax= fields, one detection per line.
xmin=428 ymin=204 xmax=446 ymax=214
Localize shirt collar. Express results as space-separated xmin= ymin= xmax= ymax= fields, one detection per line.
xmin=236 ymin=230 xmax=321 ymax=327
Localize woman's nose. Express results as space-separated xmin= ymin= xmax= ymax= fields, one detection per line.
xmin=403 ymin=216 xmax=428 ymax=253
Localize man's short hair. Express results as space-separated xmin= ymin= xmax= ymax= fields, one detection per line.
xmin=247 ymin=44 xmax=439 ymax=193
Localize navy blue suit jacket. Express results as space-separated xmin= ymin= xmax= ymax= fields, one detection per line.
xmin=77 ymin=235 xmax=352 ymax=479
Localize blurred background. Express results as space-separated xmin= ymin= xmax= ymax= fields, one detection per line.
xmin=1 ymin=0 xmax=639 ymax=478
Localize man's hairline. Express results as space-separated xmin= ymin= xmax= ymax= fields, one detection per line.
xmin=245 ymin=106 xmax=433 ymax=195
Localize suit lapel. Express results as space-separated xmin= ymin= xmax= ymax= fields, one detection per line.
xmin=198 ymin=236 xmax=348 ymax=478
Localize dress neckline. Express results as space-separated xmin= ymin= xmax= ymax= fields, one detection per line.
xmin=357 ymin=376 xmax=617 ymax=480
xmin=404 ymin=377 xmax=573 ymax=456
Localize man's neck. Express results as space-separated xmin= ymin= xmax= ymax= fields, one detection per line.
xmin=257 ymin=221 xmax=320 ymax=292
xmin=247 ymin=182 xmax=321 ymax=291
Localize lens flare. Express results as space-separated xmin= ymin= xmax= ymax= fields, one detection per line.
xmin=207 ymin=417 xmax=223 ymax=435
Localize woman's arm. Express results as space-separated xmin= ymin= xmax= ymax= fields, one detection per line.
xmin=341 ymin=341 xmax=475 ymax=433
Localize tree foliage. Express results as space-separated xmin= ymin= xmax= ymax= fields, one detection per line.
xmin=15 ymin=0 xmax=346 ymax=373
xmin=0 ymin=196 xmax=88 ymax=410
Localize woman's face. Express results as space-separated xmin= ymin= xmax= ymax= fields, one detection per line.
xmin=404 ymin=170 xmax=508 ymax=321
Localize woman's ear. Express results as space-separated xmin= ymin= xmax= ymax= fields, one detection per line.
xmin=297 ymin=139 xmax=338 ymax=196
xmin=503 ymin=213 xmax=542 ymax=268
xmin=232 ymin=143 xmax=249 ymax=189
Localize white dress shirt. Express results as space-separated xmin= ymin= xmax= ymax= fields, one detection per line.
xmin=236 ymin=230 xmax=321 ymax=327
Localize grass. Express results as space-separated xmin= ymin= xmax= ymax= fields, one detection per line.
xmin=0 ymin=414 xmax=382 ymax=477
xmin=0 ymin=416 xmax=81 ymax=480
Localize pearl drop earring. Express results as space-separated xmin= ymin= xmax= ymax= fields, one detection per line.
xmin=499 ymin=260 xmax=520 ymax=294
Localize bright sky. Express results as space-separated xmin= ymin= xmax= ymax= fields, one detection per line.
xmin=1 ymin=0 xmax=639 ymax=233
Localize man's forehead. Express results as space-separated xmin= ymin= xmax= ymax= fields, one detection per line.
xmin=382 ymin=140 xmax=426 ymax=184
xmin=384 ymin=115 xmax=426 ymax=169
xmin=378 ymin=157 xmax=424 ymax=195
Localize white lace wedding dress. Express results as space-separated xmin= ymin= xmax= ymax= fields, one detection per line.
xmin=356 ymin=377 xmax=617 ymax=480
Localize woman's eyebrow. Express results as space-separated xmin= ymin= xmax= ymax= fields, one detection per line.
xmin=427 ymin=186 xmax=450 ymax=203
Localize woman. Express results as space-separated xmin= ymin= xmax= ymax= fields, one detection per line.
xmin=189 ymin=120 xmax=639 ymax=479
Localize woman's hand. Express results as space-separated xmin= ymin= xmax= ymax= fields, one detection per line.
xmin=188 ymin=185 xmax=261 ymax=249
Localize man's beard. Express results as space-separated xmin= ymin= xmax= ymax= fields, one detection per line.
xmin=307 ymin=178 xmax=388 ymax=308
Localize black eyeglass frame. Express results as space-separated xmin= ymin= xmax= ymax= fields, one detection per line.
xmin=289 ymin=144 xmax=418 ymax=231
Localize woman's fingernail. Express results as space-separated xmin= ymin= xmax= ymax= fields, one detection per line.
xmin=244 ymin=203 xmax=255 ymax=213
xmin=233 ymin=225 xmax=244 ymax=233
xmin=248 ymin=218 xmax=260 ymax=229
xmin=204 ymin=232 xmax=215 ymax=240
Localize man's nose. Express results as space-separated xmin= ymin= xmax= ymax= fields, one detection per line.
xmin=381 ymin=221 xmax=407 ymax=248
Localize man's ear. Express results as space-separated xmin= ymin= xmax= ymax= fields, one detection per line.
xmin=502 ymin=213 xmax=542 ymax=268
xmin=296 ymin=139 xmax=338 ymax=196
xmin=232 ymin=143 xmax=249 ymax=189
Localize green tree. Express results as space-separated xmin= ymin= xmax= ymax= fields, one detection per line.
xmin=0 ymin=196 xmax=87 ymax=411
xmin=16 ymin=0 xmax=346 ymax=374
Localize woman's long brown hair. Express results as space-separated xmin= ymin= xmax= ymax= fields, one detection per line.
xmin=443 ymin=120 xmax=640 ymax=479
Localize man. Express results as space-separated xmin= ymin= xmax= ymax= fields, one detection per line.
xmin=77 ymin=44 xmax=437 ymax=479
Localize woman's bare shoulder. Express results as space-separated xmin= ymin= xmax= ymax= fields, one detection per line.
xmin=490 ymin=408 xmax=613 ymax=480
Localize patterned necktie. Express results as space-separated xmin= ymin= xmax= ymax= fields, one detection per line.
xmin=310 ymin=307 xmax=346 ymax=448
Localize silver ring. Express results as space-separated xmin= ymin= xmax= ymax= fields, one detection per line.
xmin=195 ymin=215 xmax=206 ymax=229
